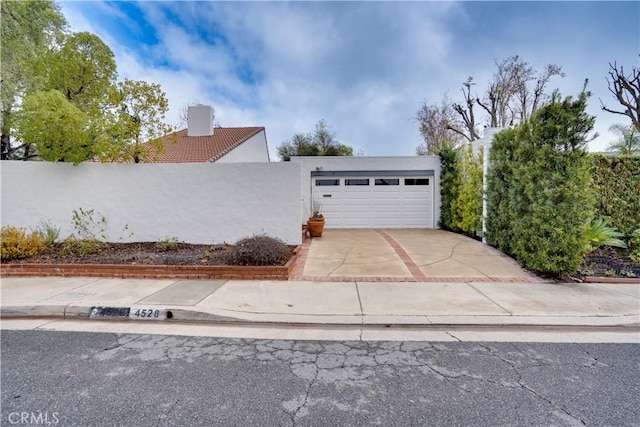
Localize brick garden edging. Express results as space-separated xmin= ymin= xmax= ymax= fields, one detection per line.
xmin=584 ymin=276 xmax=640 ymax=284
xmin=0 ymin=247 xmax=300 ymax=281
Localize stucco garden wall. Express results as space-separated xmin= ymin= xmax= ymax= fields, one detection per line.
xmin=1 ymin=161 xmax=301 ymax=245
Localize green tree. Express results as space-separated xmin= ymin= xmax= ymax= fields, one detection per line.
xmin=277 ymin=133 xmax=319 ymax=160
xmin=46 ymin=31 xmax=117 ymax=115
xmin=1 ymin=0 xmax=67 ymax=159
xmin=606 ymin=123 xmax=640 ymax=155
xmin=96 ymin=79 xmax=174 ymax=163
xmin=277 ymin=119 xmax=354 ymax=161
xmin=15 ymin=90 xmax=90 ymax=164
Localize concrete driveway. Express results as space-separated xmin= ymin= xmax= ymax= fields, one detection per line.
xmin=294 ymin=229 xmax=542 ymax=282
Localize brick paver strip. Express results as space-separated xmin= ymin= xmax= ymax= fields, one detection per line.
xmin=289 ymin=235 xmax=311 ymax=280
xmin=374 ymin=229 xmax=429 ymax=281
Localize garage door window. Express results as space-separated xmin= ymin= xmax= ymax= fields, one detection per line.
xmin=404 ymin=178 xmax=429 ymax=185
xmin=345 ymin=179 xmax=370 ymax=186
xmin=375 ymin=178 xmax=399 ymax=186
xmin=315 ymin=179 xmax=340 ymax=186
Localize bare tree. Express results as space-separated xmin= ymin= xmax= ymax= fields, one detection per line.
xmin=451 ymin=77 xmax=482 ymax=142
xmin=477 ymin=55 xmax=563 ymax=127
xmin=416 ymin=94 xmax=464 ymax=154
xmin=525 ymin=63 xmax=564 ymax=121
xmin=477 ymin=56 xmax=523 ymax=127
xmin=415 ymin=55 xmax=563 ymax=149
xmin=600 ymin=62 xmax=640 ymax=129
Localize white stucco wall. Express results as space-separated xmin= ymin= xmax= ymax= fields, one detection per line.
xmin=0 ymin=161 xmax=301 ymax=244
xmin=216 ymin=130 xmax=270 ymax=163
xmin=289 ymin=156 xmax=441 ymax=228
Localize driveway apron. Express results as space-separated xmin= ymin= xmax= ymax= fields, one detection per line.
xmin=293 ymin=229 xmax=543 ymax=283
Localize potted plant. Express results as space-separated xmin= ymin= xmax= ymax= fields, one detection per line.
xmin=307 ymin=199 xmax=325 ymax=237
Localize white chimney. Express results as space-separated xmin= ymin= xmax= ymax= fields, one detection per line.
xmin=187 ymin=104 xmax=214 ymax=136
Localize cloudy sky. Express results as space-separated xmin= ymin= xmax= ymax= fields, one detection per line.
xmin=59 ymin=1 xmax=638 ymax=158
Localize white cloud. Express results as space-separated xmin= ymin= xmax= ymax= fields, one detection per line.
xmin=59 ymin=1 xmax=639 ymax=156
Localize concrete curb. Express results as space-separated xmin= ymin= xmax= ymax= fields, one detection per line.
xmin=2 ymin=305 xmax=638 ymax=329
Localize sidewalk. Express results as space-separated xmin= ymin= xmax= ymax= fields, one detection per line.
xmin=1 ymin=277 xmax=638 ymax=328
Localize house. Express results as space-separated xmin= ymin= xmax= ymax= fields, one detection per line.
xmin=148 ymin=105 xmax=270 ymax=163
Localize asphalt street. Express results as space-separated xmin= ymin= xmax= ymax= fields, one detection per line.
xmin=1 ymin=330 xmax=638 ymax=426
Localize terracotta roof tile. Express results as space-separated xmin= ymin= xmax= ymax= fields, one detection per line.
xmin=146 ymin=127 xmax=264 ymax=163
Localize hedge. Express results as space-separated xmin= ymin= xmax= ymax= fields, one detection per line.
xmin=438 ymin=146 xmax=459 ymax=231
xmin=590 ymin=154 xmax=640 ymax=236
xmin=438 ymin=144 xmax=484 ymax=236
xmin=451 ymin=144 xmax=483 ymax=234
xmin=485 ymin=90 xmax=595 ymax=274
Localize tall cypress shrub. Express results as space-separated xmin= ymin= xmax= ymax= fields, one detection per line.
xmin=451 ymin=144 xmax=484 ymax=235
xmin=516 ymin=91 xmax=595 ymax=273
xmin=486 ymin=128 xmax=518 ymax=255
xmin=438 ymin=146 xmax=459 ymax=231
xmin=486 ymin=90 xmax=595 ymax=274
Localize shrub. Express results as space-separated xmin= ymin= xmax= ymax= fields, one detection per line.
xmin=486 ymin=128 xmax=519 ymax=256
xmin=451 ymin=144 xmax=483 ymax=235
xmin=438 ymin=146 xmax=459 ymax=230
xmin=61 ymin=235 xmax=105 ymax=256
xmin=155 ymin=236 xmax=180 ymax=251
xmin=225 ymin=235 xmax=292 ymax=266
xmin=584 ymin=218 xmax=627 ymax=251
xmin=1 ymin=226 xmax=44 ymax=260
xmin=629 ymin=229 xmax=640 ymax=263
xmin=71 ymin=208 xmax=107 ymax=241
xmin=486 ymin=89 xmax=595 ymax=274
xmin=34 ymin=219 xmax=61 ymax=246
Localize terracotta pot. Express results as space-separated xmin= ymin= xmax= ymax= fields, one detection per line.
xmin=307 ymin=217 xmax=325 ymax=237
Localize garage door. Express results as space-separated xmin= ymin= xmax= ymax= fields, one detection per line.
xmin=311 ymin=171 xmax=434 ymax=228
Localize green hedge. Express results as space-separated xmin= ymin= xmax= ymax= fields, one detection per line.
xmin=438 ymin=144 xmax=483 ymax=236
xmin=590 ymin=155 xmax=640 ymax=236
xmin=438 ymin=146 xmax=459 ymax=231
xmin=451 ymin=144 xmax=483 ymax=234
xmin=485 ymin=128 xmax=519 ymax=256
xmin=486 ymin=91 xmax=595 ymax=274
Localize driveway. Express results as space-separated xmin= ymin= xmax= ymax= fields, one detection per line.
xmin=292 ymin=229 xmax=543 ymax=282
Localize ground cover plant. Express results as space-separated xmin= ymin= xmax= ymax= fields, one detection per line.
xmin=1 ymin=237 xmax=294 ymax=267
xmin=1 ymin=213 xmax=294 ymax=268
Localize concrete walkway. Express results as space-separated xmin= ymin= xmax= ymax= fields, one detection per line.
xmin=293 ymin=229 xmax=541 ymax=282
xmin=1 ymin=277 xmax=638 ymax=330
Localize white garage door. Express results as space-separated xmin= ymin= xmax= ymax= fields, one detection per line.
xmin=312 ymin=173 xmax=434 ymax=228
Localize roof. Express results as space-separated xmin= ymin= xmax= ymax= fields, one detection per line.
xmin=147 ymin=127 xmax=265 ymax=163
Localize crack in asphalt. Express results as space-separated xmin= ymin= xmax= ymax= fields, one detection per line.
xmin=155 ymin=398 xmax=181 ymax=427
xmin=475 ymin=342 xmax=587 ymax=426
xmin=290 ymin=360 xmax=319 ymax=426
xmin=87 ymin=335 xmax=622 ymax=425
